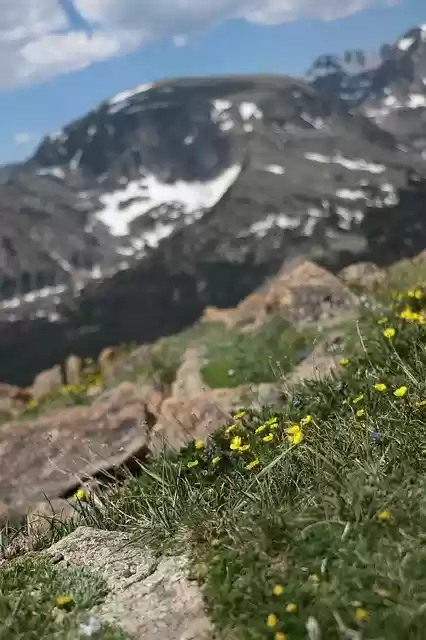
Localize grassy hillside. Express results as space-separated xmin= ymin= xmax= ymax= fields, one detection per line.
xmin=2 ymin=269 xmax=426 ymax=639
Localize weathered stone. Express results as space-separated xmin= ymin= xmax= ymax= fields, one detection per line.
xmin=99 ymin=347 xmax=120 ymax=384
xmin=46 ymin=527 xmax=212 ymax=640
xmin=265 ymin=260 xmax=358 ymax=326
xmin=0 ymin=382 xmax=156 ymax=518
xmin=171 ymin=348 xmax=207 ymax=400
xmin=31 ymin=365 xmax=63 ymax=401
xmin=338 ymin=262 xmax=385 ymax=289
xmin=151 ymin=393 xmax=231 ymax=452
xmin=65 ymin=354 xmax=83 ymax=386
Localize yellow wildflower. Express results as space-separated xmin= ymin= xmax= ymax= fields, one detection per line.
xmin=266 ymin=614 xmax=278 ymax=628
xmin=187 ymin=460 xmax=199 ymax=469
xmin=275 ymin=634 xmax=287 ymax=640
xmin=285 ymin=424 xmax=304 ymax=445
xmin=255 ymin=424 xmax=268 ymax=434
xmin=212 ymin=456 xmax=221 ymax=465
xmin=352 ymin=394 xmax=364 ymax=404
xmin=233 ymin=410 xmax=246 ymax=420
xmin=195 ymin=439 xmax=204 ymax=450
xmin=415 ymin=400 xmax=426 ymax=407
xmin=356 ymin=409 xmax=365 ymax=418
xmin=273 ymin=584 xmax=284 ymax=596
xmin=383 ymin=327 xmax=396 ymax=339
xmin=263 ymin=433 xmax=274 ymax=443
xmin=245 ymin=458 xmax=260 ymax=471
xmin=373 ymin=383 xmax=387 ymax=392
xmin=394 ymin=386 xmax=407 ymax=398
xmin=285 ymin=603 xmax=297 ymax=613
xmin=339 ymin=358 xmax=349 ymax=366
xmin=414 ymin=288 xmax=424 ymax=299
xmin=55 ymin=595 xmax=74 ymax=609
xmin=239 ymin=444 xmax=250 ymax=452
xmin=224 ymin=424 xmax=236 ymax=436
xmin=377 ymin=510 xmax=392 ymax=522
xmin=73 ymin=488 xmax=87 ymax=502
xmin=300 ymin=414 xmax=312 ymax=426
xmin=266 ymin=416 xmax=279 ymax=429
xmin=230 ymin=436 xmax=242 ymax=450
xmin=354 ymin=607 xmax=368 ymax=622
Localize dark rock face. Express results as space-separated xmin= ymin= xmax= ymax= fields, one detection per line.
xmin=0 ymin=28 xmax=426 ymax=384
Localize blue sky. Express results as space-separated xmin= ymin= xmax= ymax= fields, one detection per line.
xmin=1 ymin=0 xmax=425 ymax=165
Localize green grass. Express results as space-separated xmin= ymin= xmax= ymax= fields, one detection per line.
xmin=62 ymin=282 xmax=426 ymax=639
xmin=0 ymin=553 xmax=130 ymax=639
xmin=3 ymin=278 xmax=426 ymax=639
xmin=201 ymin=317 xmax=310 ymax=388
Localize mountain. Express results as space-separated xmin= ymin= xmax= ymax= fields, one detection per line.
xmin=1 ymin=27 xmax=426 ymax=385
xmin=308 ymin=25 xmax=426 ymax=156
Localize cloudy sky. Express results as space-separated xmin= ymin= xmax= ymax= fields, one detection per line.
xmin=1 ymin=0 xmax=425 ymax=163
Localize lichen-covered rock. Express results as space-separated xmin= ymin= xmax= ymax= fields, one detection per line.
xmin=46 ymin=527 xmax=213 ymax=640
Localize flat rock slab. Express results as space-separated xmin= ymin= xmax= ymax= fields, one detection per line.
xmin=0 ymin=382 xmax=155 ymax=516
xmin=46 ymin=527 xmax=212 ymax=640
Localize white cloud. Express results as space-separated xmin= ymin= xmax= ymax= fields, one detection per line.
xmin=14 ymin=132 xmax=38 ymax=144
xmin=0 ymin=0 xmax=387 ymax=90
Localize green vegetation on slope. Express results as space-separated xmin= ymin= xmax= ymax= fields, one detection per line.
xmin=0 ymin=553 xmax=130 ymax=639
xmin=81 ymin=283 xmax=426 ymax=639
xmin=201 ymin=316 xmax=309 ymax=388
xmin=3 ymin=276 xmax=426 ymax=640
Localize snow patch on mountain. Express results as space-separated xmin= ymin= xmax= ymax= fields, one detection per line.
xmin=398 ymin=36 xmax=415 ymax=51
xmin=265 ymin=164 xmax=285 ymax=175
xmin=336 ymin=188 xmax=365 ymax=200
xmin=36 ymin=167 xmax=65 ymax=179
xmin=239 ymin=102 xmax=263 ymax=121
xmin=248 ymin=213 xmax=300 ymax=237
xmin=94 ymin=164 xmax=242 ymax=237
xmin=304 ymin=152 xmax=385 ymax=174
xmin=108 ymin=83 xmax=154 ymax=113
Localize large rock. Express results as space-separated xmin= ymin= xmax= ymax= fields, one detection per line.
xmin=31 ymin=365 xmax=63 ymax=401
xmin=0 ymin=382 xmax=158 ymax=517
xmin=46 ymin=527 xmax=212 ymax=640
xmin=64 ymin=354 xmax=83 ymax=386
xmin=338 ymin=262 xmax=385 ymax=289
xmin=265 ymin=260 xmax=359 ymax=326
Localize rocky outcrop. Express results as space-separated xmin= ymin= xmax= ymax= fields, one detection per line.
xmin=31 ymin=365 xmax=63 ymax=401
xmin=0 ymin=381 xmax=163 ymax=516
xmin=64 ymin=354 xmax=83 ymax=386
xmin=264 ymin=260 xmax=359 ymax=326
xmin=46 ymin=527 xmax=213 ymax=640
xmin=338 ymin=262 xmax=386 ymax=289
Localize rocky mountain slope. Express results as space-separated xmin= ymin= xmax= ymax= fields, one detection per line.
xmin=1 ymin=26 xmax=426 ymax=384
